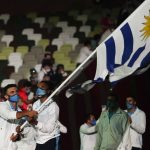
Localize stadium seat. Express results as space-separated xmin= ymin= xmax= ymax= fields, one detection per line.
xmin=0 ymin=13 xmax=10 ymax=24
xmin=56 ymin=21 xmax=68 ymax=31
xmin=22 ymin=28 xmax=34 ymax=36
xmin=79 ymin=25 xmax=91 ymax=37
xmin=1 ymin=35 xmax=14 ymax=46
xmin=63 ymin=26 xmax=77 ymax=37
xmin=10 ymin=72 xmax=24 ymax=84
xmin=1 ymin=46 xmax=14 ymax=58
xmin=27 ymin=33 xmax=42 ymax=45
xmin=76 ymin=15 xmax=88 ymax=25
xmin=37 ymin=39 xmax=50 ymax=50
xmin=0 ymin=30 xmax=6 ymax=40
xmin=34 ymin=17 xmax=46 ymax=28
xmin=8 ymin=52 xmax=23 ymax=72
xmin=23 ymin=53 xmax=36 ymax=63
xmin=58 ymin=32 xmax=70 ymax=40
xmin=0 ymin=41 xmax=7 ymax=52
xmin=60 ymin=44 xmax=72 ymax=56
xmin=48 ymin=16 xmax=60 ymax=25
xmin=64 ymin=38 xmax=79 ymax=49
xmin=51 ymin=38 xmax=64 ymax=50
xmin=16 ymin=46 xmax=29 ymax=56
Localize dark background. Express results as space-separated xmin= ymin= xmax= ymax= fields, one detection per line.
xmin=0 ymin=0 xmax=149 ymax=149
xmin=0 ymin=0 xmax=126 ymax=14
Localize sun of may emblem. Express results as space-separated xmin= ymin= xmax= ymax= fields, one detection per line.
xmin=141 ymin=11 xmax=150 ymax=40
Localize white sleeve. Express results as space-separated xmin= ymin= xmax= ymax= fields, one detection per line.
xmin=85 ymin=48 xmax=92 ymax=56
xmin=0 ymin=103 xmax=17 ymax=120
xmin=117 ymin=125 xmax=132 ymax=150
xmin=58 ymin=121 xmax=67 ymax=133
xmin=80 ymin=125 xmax=96 ymax=134
xmin=131 ymin=111 xmax=146 ymax=134
xmin=36 ymin=103 xmax=59 ymax=133
xmin=38 ymin=71 xmax=44 ymax=82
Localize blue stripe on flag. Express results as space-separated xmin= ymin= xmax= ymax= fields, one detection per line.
xmin=121 ymin=23 xmax=133 ymax=65
xmin=128 ymin=45 xmax=146 ymax=67
xmin=93 ymin=77 xmax=104 ymax=83
xmin=105 ymin=37 xmax=116 ymax=73
xmin=140 ymin=52 xmax=150 ymax=67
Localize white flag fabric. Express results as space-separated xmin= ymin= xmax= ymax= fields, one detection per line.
xmin=94 ymin=0 xmax=150 ymax=83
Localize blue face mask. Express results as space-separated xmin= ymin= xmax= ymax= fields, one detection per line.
xmin=126 ymin=102 xmax=134 ymax=109
xmin=9 ymin=94 xmax=20 ymax=103
xmin=36 ymin=88 xmax=46 ymax=97
xmin=91 ymin=120 xmax=96 ymax=126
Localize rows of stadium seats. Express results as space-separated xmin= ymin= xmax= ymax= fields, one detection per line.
xmin=0 ymin=8 xmax=119 ymax=84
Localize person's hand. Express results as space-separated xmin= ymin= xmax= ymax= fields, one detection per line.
xmin=16 ymin=126 xmax=23 ymax=133
xmin=27 ymin=104 xmax=33 ymax=111
xmin=28 ymin=117 xmax=38 ymax=125
xmin=26 ymin=110 xmax=38 ymax=118
xmin=18 ymin=99 xmax=23 ymax=107
xmin=128 ymin=116 xmax=132 ymax=124
xmin=10 ymin=133 xmax=20 ymax=142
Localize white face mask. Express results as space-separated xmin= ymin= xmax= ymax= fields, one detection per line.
xmin=46 ymin=69 xmax=50 ymax=72
xmin=26 ymin=89 xmax=31 ymax=94
xmin=44 ymin=68 xmax=50 ymax=73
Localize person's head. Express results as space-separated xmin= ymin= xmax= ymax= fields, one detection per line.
xmin=30 ymin=68 xmax=37 ymax=75
xmin=42 ymin=60 xmax=53 ymax=73
xmin=56 ymin=64 xmax=65 ymax=74
xmin=84 ymin=113 xmax=96 ymax=126
xmin=44 ymin=53 xmax=52 ymax=59
xmin=106 ymin=93 xmax=119 ymax=112
xmin=18 ymin=79 xmax=31 ymax=94
xmin=43 ymin=74 xmax=51 ymax=81
xmin=4 ymin=84 xmax=20 ymax=105
xmin=84 ymin=40 xmax=91 ymax=49
xmin=36 ymin=81 xmax=54 ymax=101
xmin=126 ymin=96 xmax=137 ymax=110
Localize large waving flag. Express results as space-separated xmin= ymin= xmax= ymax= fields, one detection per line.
xmin=94 ymin=0 xmax=150 ymax=83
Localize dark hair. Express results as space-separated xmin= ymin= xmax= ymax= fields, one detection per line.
xmin=18 ymin=79 xmax=31 ymax=89
xmin=126 ymin=95 xmax=137 ymax=101
xmin=42 ymin=59 xmax=52 ymax=68
xmin=30 ymin=68 xmax=37 ymax=74
xmin=84 ymin=113 xmax=94 ymax=122
xmin=84 ymin=40 xmax=91 ymax=46
xmin=44 ymin=53 xmax=51 ymax=58
xmin=3 ymin=84 xmax=17 ymax=94
xmin=39 ymin=81 xmax=55 ymax=91
xmin=107 ymin=93 xmax=119 ymax=102
xmin=56 ymin=64 xmax=64 ymax=72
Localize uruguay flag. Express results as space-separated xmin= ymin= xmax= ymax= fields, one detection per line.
xmin=94 ymin=0 xmax=150 ymax=83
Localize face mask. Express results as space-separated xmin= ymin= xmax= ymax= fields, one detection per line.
xmin=36 ymin=88 xmax=46 ymax=98
xmin=9 ymin=94 xmax=20 ymax=103
xmin=45 ymin=69 xmax=50 ymax=73
xmin=126 ymin=102 xmax=134 ymax=109
xmin=26 ymin=89 xmax=30 ymax=94
xmin=91 ymin=120 xmax=96 ymax=126
xmin=34 ymin=77 xmax=38 ymax=82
